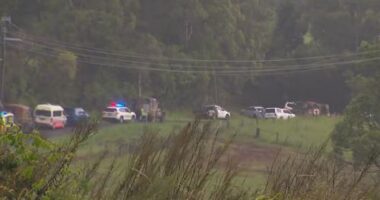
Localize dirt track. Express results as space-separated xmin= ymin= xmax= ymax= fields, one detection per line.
xmin=227 ymin=141 xmax=283 ymax=173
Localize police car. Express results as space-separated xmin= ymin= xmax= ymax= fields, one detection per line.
xmin=102 ymin=102 xmax=136 ymax=123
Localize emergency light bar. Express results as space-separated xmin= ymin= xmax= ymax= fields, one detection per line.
xmin=109 ymin=101 xmax=127 ymax=108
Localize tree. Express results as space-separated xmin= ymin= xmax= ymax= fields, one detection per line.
xmin=332 ymin=42 xmax=380 ymax=166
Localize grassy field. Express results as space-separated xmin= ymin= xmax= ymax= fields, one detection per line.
xmin=228 ymin=115 xmax=340 ymax=151
xmin=74 ymin=112 xmax=341 ymax=155
xmin=54 ymin=111 xmax=341 ymax=191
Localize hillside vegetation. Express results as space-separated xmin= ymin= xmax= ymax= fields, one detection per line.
xmin=1 ymin=0 xmax=380 ymax=111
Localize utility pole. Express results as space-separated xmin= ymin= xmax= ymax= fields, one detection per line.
xmin=213 ymin=69 xmax=218 ymax=104
xmin=0 ymin=16 xmax=10 ymax=102
xmin=138 ymin=71 xmax=142 ymax=97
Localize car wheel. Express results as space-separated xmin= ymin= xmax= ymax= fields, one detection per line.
xmin=132 ymin=115 xmax=136 ymax=121
xmin=225 ymin=115 xmax=230 ymax=120
xmin=119 ymin=117 xmax=125 ymax=123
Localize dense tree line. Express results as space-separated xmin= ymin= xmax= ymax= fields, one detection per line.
xmin=332 ymin=42 xmax=380 ymax=166
xmin=1 ymin=0 xmax=380 ymax=111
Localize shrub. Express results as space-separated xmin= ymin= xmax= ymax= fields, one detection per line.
xmin=263 ymin=142 xmax=380 ymax=200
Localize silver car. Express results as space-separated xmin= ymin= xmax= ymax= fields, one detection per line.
xmin=241 ymin=106 xmax=265 ymax=118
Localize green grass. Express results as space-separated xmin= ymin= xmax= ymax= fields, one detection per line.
xmin=75 ymin=113 xmax=191 ymax=156
xmin=48 ymin=112 xmax=340 ymax=196
xmin=69 ymin=112 xmax=341 ymax=159
xmin=227 ymin=115 xmax=341 ymax=151
xmin=50 ymin=111 xmax=341 ymax=190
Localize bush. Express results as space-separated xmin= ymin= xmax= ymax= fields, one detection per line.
xmin=263 ymin=142 xmax=380 ymax=200
xmin=0 ymin=123 xmax=96 ymax=199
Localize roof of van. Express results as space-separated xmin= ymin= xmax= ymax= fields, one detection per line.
xmin=35 ymin=104 xmax=64 ymax=111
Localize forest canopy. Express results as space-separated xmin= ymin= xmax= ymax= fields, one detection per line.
xmin=1 ymin=0 xmax=380 ymax=111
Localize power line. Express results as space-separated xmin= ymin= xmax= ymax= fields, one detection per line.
xmin=7 ymin=42 xmax=380 ymax=75
xmin=7 ymin=23 xmax=380 ymax=75
xmin=8 ymin=22 xmax=380 ymax=64
xmin=3 ymin=42 xmax=339 ymax=73
xmin=16 ymin=39 xmax=348 ymax=71
xmin=9 ymin=38 xmax=377 ymax=74
xmin=6 ymin=43 xmax=325 ymax=76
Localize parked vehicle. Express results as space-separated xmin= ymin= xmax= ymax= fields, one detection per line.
xmin=102 ymin=102 xmax=136 ymax=123
xmin=4 ymin=104 xmax=35 ymax=133
xmin=64 ymin=107 xmax=90 ymax=126
xmin=265 ymin=107 xmax=295 ymax=119
xmin=241 ymin=106 xmax=265 ymax=118
xmin=34 ymin=104 xmax=67 ymax=129
xmin=130 ymin=97 xmax=165 ymax=122
xmin=284 ymin=101 xmax=330 ymax=116
xmin=0 ymin=111 xmax=14 ymax=132
xmin=194 ymin=105 xmax=231 ymax=120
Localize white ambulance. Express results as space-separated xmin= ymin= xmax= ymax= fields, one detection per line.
xmin=34 ymin=104 xmax=67 ymax=129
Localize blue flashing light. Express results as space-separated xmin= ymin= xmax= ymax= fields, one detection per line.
xmin=109 ymin=101 xmax=127 ymax=108
xmin=116 ymin=103 xmax=125 ymax=107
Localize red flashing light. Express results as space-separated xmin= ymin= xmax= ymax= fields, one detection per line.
xmin=109 ymin=101 xmax=126 ymax=107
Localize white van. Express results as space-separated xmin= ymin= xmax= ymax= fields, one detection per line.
xmin=34 ymin=104 xmax=67 ymax=129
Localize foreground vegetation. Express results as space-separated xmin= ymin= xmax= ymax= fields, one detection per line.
xmin=2 ymin=118 xmax=378 ymax=199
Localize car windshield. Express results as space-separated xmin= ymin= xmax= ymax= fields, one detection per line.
xmin=75 ymin=108 xmax=86 ymax=115
xmin=104 ymin=108 xmax=117 ymax=112
xmin=265 ymin=108 xmax=275 ymax=113
xmin=53 ymin=111 xmax=63 ymax=117
xmin=118 ymin=108 xmax=126 ymax=112
xmin=202 ymin=106 xmax=214 ymax=110
xmin=77 ymin=111 xmax=87 ymax=116
xmin=35 ymin=110 xmax=51 ymax=117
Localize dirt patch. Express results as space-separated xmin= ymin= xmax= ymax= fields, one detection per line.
xmin=225 ymin=141 xmax=283 ymax=173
